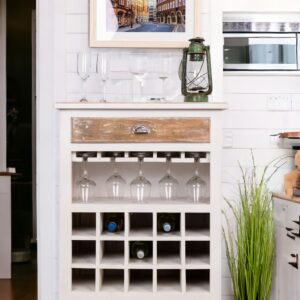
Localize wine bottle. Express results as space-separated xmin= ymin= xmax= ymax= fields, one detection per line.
xmin=157 ymin=213 xmax=176 ymax=233
xmin=104 ymin=213 xmax=124 ymax=233
xmin=130 ymin=241 xmax=149 ymax=260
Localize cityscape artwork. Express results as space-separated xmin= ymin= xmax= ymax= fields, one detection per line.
xmin=109 ymin=0 xmax=186 ymax=32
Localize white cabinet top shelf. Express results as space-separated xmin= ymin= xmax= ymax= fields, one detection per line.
xmin=55 ymin=102 xmax=227 ymax=111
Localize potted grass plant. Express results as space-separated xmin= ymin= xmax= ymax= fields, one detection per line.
xmin=223 ymin=155 xmax=285 ymax=300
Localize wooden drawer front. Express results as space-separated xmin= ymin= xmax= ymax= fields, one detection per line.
xmin=72 ymin=117 xmax=210 ymax=143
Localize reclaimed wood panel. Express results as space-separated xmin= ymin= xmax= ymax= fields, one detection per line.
xmin=72 ymin=118 xmax=210 ymax=143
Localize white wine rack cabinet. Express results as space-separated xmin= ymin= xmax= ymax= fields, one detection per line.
xmin=56 ymin=103 xmax=226 ymax=300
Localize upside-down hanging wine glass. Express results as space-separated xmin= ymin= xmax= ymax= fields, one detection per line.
xmin=186 ymin=154 xmax=207 ymax=203
xmin=130 ymin=153 xmax=151 ymax=202
xmin=76 ymin=153 xmax=96 ymax=202
xmin=77 ymin=52 xmax=92 ymax=102
xmin=159 ymin=153 xmax=179 ymax=200
xmin=105 ymin=153 xmax=126 ymax=199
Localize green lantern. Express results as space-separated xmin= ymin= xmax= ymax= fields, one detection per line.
xmin=180 ymin=37 xmax=213 ymax=102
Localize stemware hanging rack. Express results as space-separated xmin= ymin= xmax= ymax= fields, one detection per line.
xmin=72 ymin=151 xmax=210 ymax=164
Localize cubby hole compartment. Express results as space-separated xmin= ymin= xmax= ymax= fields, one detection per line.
xmin=72 ymin=241 xmax=96 ymax=265
xmin=185 ymin=241 xmax=210 ymax=267
xmin=129 ymin=213 xmax=153 ymax=238
xmin=186 ymin=269 xmax=210 ymax=293
xmin=101 ymin=213 xmax=125 ymax=237
xmin=157 ymin=269 xmax=181 ymax=292
xmin=100 ymin=269 xmax=124 ymax=292
xmin=72 ymin=268 xmax=95 ymax=292
xmin=72 ymin=213 xmax=96 ymax=238
xmin=185 ymin=213 xmax=210 ymax=239
xmin=129 ymin=241 xmax=153 ymax=266
xmin=100 ymin=241 xmax=124 ymax=266
xmin=157 ymin=213 xmax=180 ymax=238
xmin=157 ymin=241 xmax=181 ymax=266
xmin=129 ymin=269 xmax=153 ymax=292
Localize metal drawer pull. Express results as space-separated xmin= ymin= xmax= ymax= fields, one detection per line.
xmin=132 ymin=124 xmax=151 ymax=135
xmin=289 ymin=254 xmax=299 ymax=269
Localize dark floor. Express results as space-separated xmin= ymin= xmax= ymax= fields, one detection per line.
xmin=0 ymin=258 xmax=37 ymax=300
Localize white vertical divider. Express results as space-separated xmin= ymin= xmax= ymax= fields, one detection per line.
xmin=124 ymin=212 xmax=129 ymax=292
xmin=95 ymin=268 xmax=99 ymax=293
xmin=99 ymin=242 xmax=104 ymax=291
xmin=181 ymin=269 xmax=186 ymax=293
xmin=124 ymin=269 xmax=129 ymax=293
xmin=181 ymin=212 xmax=186 ymax=293
xmin=95 ymin=212 xmax=101 ymax=292
xmin=153 ymin=212 xmax=157 ymax=292
xmin=99 ymin=269 xmax=103 ymax=291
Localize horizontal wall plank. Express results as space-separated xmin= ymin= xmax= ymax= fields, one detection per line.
xmin=222 ymin=148 xmax=293 ymax=167
xmin=224 ymin=76 xmax=300 ymax=94
xmin=223 ymin=111 xmax=300 ymax=129
xmin=223 ymin=129 xmax=289 ymax=149
xmin=66 ymin=0 xmax=88 ymax=14
xmin=66 ymin=33 xmax=89 ymax=52
xmin=66 ymin=15 xmax=88 ymax=33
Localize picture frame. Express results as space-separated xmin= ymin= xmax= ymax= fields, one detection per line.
xmin=90 ymin=0 xmax=201 ymax=48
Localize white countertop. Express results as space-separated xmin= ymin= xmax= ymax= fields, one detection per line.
xmin=55 ymin=102 xmax=227 ymax=111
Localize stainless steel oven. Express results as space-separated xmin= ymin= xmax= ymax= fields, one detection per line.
xmin=223 ymin=21 xmax=300 ymax=71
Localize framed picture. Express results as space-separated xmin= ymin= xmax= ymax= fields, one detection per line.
xmin=90 ymin=0 xmax=201 ymax=48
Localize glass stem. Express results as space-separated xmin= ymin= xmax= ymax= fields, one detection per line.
xmin=138 ymin=158 xmax=143 ymax=177
xmin=161 ymin=78 xmax=165 ymax=100
xmin=132 ymin=76 xmax=135 ymax=101
xmin=194 ymin=158 xmax=199 ymax=176
xmin=102 ymin=79 xmax=106 ymax=101
xmin=140 ymin=80 xmax=143 ymax=100
xmin=166 ymin=157 xmax=171 ymax=176
xmin=82 ymin=159 xmax=88 ymax=178
xmin=112 ymin=157 xmax=117 ymax=175
xmin=82 ymin=79 xmax=87 ymax=101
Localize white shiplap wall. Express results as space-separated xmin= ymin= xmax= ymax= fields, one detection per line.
xmin=222 ymin=75 xmax=299 ymax=298
xmin=37 ymin=0 xmax=300 ymax=299
xmin=64 ymin=0 xmax=215 ymax=103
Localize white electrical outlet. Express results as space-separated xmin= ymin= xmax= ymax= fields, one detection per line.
xmin=267 ymin=95 xmax=292 ymax=111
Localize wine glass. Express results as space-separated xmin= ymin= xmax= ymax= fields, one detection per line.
xmin=159 ymin=153 xmax=179 ymax=200
xmin=130 ymin=153 xmax=151 ymax=202
xmin=76 ymin=153 xmax=96 ymax=202
xmin=158 ymin=56 xmax=172 ymax=101
xmin=130 ymin=55 xmax=147 ymax=101
xmin=96 ymin=52 xmax=110 ymax=102
xmin=77 ymin=52 xmax=92 ymax=102
xmin=186 ymin=154 xmax=207 ymax=203
xmin=105 ymin=153 xmax=126 ymax=199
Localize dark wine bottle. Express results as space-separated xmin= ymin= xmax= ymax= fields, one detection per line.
xmin=157 ymin=213 xmax=176 ymax=233
xmin=104 ymin=213 xmax=124 ymax=233
xmin=131 ymin=241 xmax=149 ymax=260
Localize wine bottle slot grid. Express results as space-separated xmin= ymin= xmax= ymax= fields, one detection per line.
xmin=70 ymin=212 xmax=211 ymax=293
